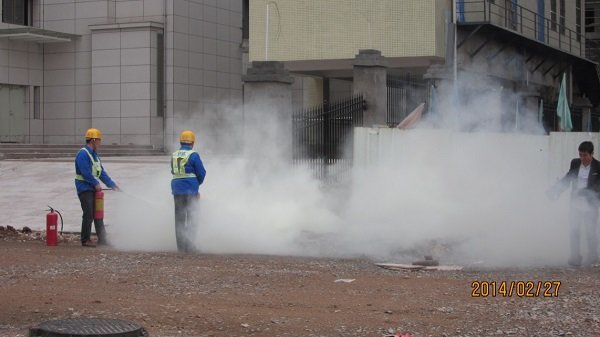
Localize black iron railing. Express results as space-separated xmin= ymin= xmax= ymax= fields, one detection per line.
xmin=458 ymin=0 xmax=584 ymax=57
xmin=292 ymin=94 xmax=365 ymax=184
xmin=387 ymin=74 xmax=428 ymax=127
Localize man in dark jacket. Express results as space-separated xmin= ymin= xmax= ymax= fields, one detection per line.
xmin=171 ymin=130 xmax=206 ymax=252
xmin=549 ymin=141 xmax=600 ymax=266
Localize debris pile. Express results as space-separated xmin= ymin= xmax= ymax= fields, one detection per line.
xmin=0 ymin=225 xmax=80 ymax=243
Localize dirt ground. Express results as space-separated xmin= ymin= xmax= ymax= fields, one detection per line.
xmin=1 ymin=228 xmax=600 ymax=337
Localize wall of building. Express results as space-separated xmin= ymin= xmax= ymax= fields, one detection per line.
xmin=249 ymin=0 xmax=444 ymax=62
xmin=0 ymin=0 xmax=244 ymax=149
xmin=164 ymin=0 xmax=243 ymax=152
xmin=90 ymin=22 xmax=164 ymax=147
xmin=0 ymin=0 xmax=44 ymax=142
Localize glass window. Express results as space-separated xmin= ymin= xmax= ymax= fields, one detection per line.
xmin=576 ymin=0 xmax=581 ymax=41
xmin=551 ymin=0 xmax=557 ymax=31
xmin=559 ymin=0 xmax=565 ymax=35
xmin=156 ymin=33 xmax=164 ymax=118
xmin=33 ymin=86 xmax=40 ymax=120
xmin=586 ymin=8 xmax=595 ymax=33
xmin=2 ymin=0 xmax=31 ymax=26
xmin=242 ymin=0 xmax=249 ymax=40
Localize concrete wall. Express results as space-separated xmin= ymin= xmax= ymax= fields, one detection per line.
xmin=249 ymin=0 xmax=445 ymax=62
xmin=291 ymin=76 xmax=354 ymax=111
xmin=354 ymin=127 xmax=599 ymax=184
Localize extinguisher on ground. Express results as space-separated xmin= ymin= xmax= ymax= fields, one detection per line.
xmin=95 ymin=190 xmax=104 ymax=220
xmin=46 ymin=206 xmax=63 ymax=246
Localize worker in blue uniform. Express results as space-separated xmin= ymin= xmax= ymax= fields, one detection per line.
xmin=171 ymin=130 xmax=206 ymax=252
xmin=75 ymin=128 xmax=120 ymax=247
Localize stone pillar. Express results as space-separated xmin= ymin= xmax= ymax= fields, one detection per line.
xmin=242 ymin=61 xmax=294 ymax=161
xmin=574 ymin=96 xmax=593 ymax=132
xmin=423 ymin=64 xmax=454 ymax=123
xmin=515 ymin=90 xmax=541 ymax=131
xmin=352 ymin=49 xmax=387 ymax=127
xmin=423 ymin=64 xmax=454 ymax=88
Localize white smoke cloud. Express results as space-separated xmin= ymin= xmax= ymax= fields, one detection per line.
xmin=108 ymin=68 xmax=576 ymax=268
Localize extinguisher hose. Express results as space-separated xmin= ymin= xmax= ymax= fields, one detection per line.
xmin=56 ymin=209 xmax=64 ymax=235
xmin=47 ymin=206 xmax=65 ymax=235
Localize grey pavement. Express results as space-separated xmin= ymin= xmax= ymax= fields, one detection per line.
xmin=0 ymin=156 xmax=170 ymax=233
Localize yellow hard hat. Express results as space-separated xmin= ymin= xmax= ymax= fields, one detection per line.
xmin=85 ymin=128 xmax=102 ymax=139
xmin=180 ymin=130 xmax=195 ymax=143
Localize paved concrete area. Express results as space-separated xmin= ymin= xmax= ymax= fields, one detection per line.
xmin=0 ymin=156 xmax=170 ymax=233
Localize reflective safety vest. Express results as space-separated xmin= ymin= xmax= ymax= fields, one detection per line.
xmin=75 ymin=147 xmax=102 ymax=181
xmin=171 ymin=149 xmax=197 ymax=179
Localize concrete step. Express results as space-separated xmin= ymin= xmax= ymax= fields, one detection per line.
xmin=0 ymin=144 xmax=156 ymax=149
xmin=0 ymin=144 xmax=165 ymax=160
xmin=0 ymin=148 xmax=161 ymax=154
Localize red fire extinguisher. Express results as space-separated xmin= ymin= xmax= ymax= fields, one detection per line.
xmin=46 ymin=206 xmax=63 ymax=246
xmin=95 ymin=190 xmax=104 ymax=220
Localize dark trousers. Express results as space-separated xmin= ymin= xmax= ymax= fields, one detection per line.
xmin=174 ymin=194 xmax=199 ymax=252
xmin=78 ymin=191 xmax=107 ymax=244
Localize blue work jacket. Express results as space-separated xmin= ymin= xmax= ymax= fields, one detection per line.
xmin=171 ymin=144 xmax=206 ymax=195
xmin=74 ymin=145 xmax=117 ymax=195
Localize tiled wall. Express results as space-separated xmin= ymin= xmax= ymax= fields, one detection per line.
xmin=90 ymin=22 xmax=163 ymax=146
xmin=0 ymin=0 xmax=244 ymax=148
xmin=0 ymin=39 xmax=43 ymax=143
xmin=40 ymin=0 xmax=110 ymax=144
xmin=249 ymin=0 xmax=441 ymax=62
xmin=165 ymin=0 xmax=244 ymax=152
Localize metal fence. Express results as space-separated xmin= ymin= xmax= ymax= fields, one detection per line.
xmin=458 ymin=0 xmax=584 ymax=57
xmin=387 ymin=74 xmax=428 ymax=127
xmin=292 ymin=94 xmax=365 ymax=184
xmin=541 ymin=103 xmax=600 ymax=132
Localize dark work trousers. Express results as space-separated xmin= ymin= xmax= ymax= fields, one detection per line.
xmin=78 ymin=191 xmax=107 ymax=244
xmin=174 ymin=194 xmax=199 ymax=252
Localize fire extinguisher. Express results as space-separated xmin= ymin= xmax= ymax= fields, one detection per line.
xmin=46 ymin=206 xmax=63 ymax=246
xmin=95 ymin=190 xmax=104 ymax=220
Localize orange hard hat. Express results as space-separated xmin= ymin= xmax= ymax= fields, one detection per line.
xmin=85 ymin=128 xmax=102 ymax=139
xmin=180 ymin=130 xmax=195 ymax=143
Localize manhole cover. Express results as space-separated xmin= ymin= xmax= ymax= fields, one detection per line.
xmin=29 ymin=318 xmax=147 ymax=337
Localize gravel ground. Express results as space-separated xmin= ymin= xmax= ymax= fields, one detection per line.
xmin=1 ymin=228 xmax=600 ymax=337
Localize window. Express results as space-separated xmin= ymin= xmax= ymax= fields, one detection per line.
xmin=457 ymin=0 xmax=465 ymax=23
xmin=156 ymin=33 xmax=164 ymax=118
xmin=551 ymin=0 xmax=557 ymax=31
xmin=507 ymin=0 xmax=518 ymax=30
xmin=585 ymin=8 xmax=595 ymax=33
xmin=33 ymin=86 xmax=40 ymax=120
xmin=242 ymin=0 xmax=249 ymax=40
xmin=576 ymin=0 xmax=581 ymax=41
xmin=537 ymin=0 xmax=545 ymax=41
xmin=559 ymin=0 xmax=565 ymax=34
xmin=2 ymin=0 xmax=32 ymax=26
xmin=586 ymin=8 xmax=595 ymax=33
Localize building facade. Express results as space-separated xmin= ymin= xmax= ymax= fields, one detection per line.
xmin=0 ymin=0 xmax=244 ymax=151
xmin=249 ymin=0 xmax=599 ymax=131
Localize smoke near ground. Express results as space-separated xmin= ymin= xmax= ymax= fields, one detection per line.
xmin=110 ymin=72 xmax=576 ymax=267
